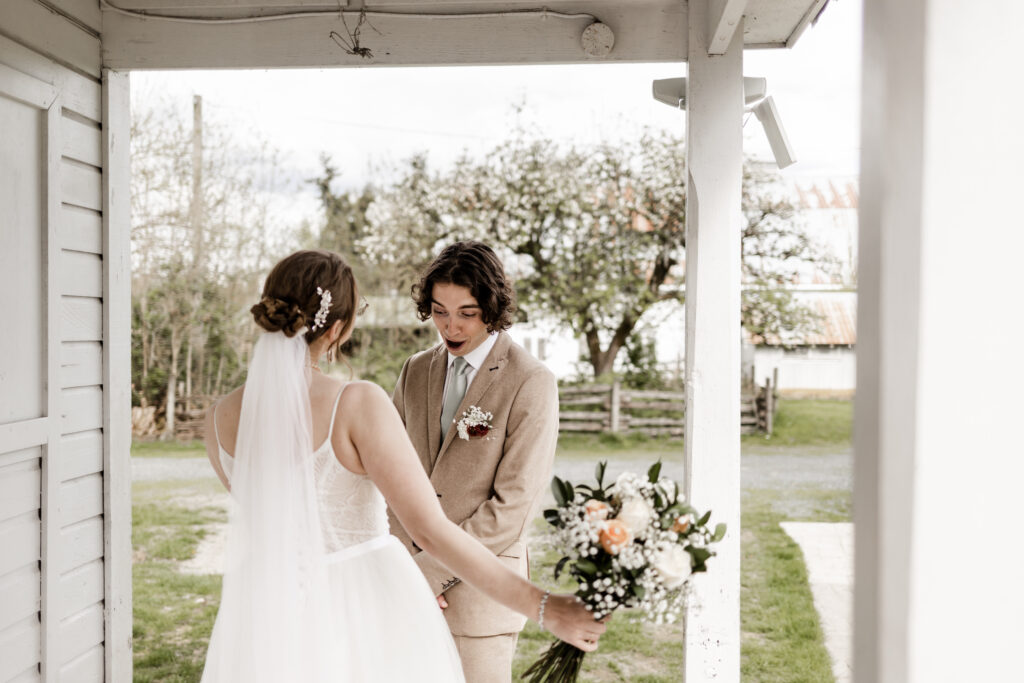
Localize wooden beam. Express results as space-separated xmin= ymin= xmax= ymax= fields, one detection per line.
xmin=101 ymin=3 xmax=687 ymax=68
xmin=40 ymin=91 xmax=64 ymax=683
xmin=707 ymin=0 xmax=747 ymax=56
xmin=101 ymin=68 xmax=133 ymax=683
xmin=785 ymin=0 xmax=829 ymax=48
xmin=683 ymin=0 xmax=743 ymax=680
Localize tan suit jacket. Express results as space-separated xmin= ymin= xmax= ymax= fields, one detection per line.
xmin=389 ymin=331 xmax=559 ymax=637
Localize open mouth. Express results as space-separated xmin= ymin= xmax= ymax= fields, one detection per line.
xmin=445 ymin=338 xmax=466 ymax=352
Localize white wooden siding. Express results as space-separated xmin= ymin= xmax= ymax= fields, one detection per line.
xmin=61 ymin=114 xmax=103 ymax=168
xmin=62 ymin=297 xmax=104 ymax=342
xmin=62 ymin=342 xmax=104 ymax=389
xmin=0 ymin=1 xmax=127 ymax=678
xmin=61 ymin=251 xmax=104 ymax=298
xmin=59 ymin=646 xmax=104 ymax=682
xmin=0 ymin=615 xmax=41 ymax=682
xmin=0 ymin=55 xmax=54 ymax=682
xmin=60 ymin=206 xmax=104 ymax=254
xmin=60 ymin=430 xmax=104 ymax=482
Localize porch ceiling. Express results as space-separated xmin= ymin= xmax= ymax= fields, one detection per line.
xmin=101 ymin=0 xmax=831 ymax=70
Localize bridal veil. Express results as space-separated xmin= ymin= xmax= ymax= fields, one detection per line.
xmin=201 ymin=330 xmax=340 ymax=682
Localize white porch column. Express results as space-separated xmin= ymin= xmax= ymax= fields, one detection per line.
xmin=683 ymin=0 xmax=743 ymax=680
xmin=856 ymin=1 xmax=1024 ymax=682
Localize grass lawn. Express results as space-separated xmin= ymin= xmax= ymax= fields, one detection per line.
xmin=132 ymin=480 xmax=225 ymax=682
xmin=132 ymin=439 xmax=207 ymax=458
xmin=741 ymin=487 xmax=850 ymax=683
xmin=743 ymin=399 xmax=852 ymax=450
xmin=131 ymin=399 xmax=851 ymax=681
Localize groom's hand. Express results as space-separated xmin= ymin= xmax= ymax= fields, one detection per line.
xmin=437 ymin=595 xmax=449 ymax=610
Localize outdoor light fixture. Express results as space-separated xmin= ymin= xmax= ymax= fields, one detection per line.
xmin=751 ymin=96 xmax=796 ymax=168
xmin=651 ymin=77 xmax=797 ymax=169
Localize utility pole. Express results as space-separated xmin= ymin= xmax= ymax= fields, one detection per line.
xmin=191 ymin=94 xmax=204 ymax=272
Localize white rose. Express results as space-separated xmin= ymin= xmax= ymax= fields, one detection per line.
xmin=652 ymin=544 xmax=693 ymax=589
xmin=617 ymin=498 xmax=654 ymax=535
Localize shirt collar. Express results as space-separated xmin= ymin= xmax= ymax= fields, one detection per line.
xmin=447 ymin=332 xmax=498 ymax=372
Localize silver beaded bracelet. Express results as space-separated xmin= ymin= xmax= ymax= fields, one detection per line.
xmin=538 ymin=589 xmax=551 ymax=630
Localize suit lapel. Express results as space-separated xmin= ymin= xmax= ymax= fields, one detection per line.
xmin=435 ymin=333 xmax=512 ymax=467
xmin=426 ymin=344 xmax=447 ymax=470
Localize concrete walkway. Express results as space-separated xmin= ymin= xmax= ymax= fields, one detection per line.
xmin=780 ymin=522 xmax=854 ymax=683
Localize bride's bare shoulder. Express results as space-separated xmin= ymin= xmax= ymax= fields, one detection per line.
xmin=338 ymin=380 xmax=390 ymax=409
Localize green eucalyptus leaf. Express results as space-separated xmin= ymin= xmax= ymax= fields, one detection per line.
xmin=543 ymin=509 xmax=561 ymax=527
xmin=554 ymin=556 xmax=570 ymax=580
xmin=690 ymin=547 xmax=712 ymax=564
xmin=712 ymin=523 xmax=727 ymax=542
xmin=575 ymin=559 xmax=598 ymax=576
xmin=551 ymin=477 xmax=566 ymax=506
xmin=563 ymin=479 xmax=576 ymax=504
xmin=596 ymin=461 xmax=607 ymax=486
xmin=698 ymin=510 xmax=712 ymax=526
xmin=648 ymin=461 xmax=663 ymax=483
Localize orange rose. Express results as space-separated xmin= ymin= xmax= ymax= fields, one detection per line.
xmin=599 ymin=519 xmax=633 ymax=555
xmin=585 ymin=500 xmax=610 ymax=522
xmin=672 ymin=515 xmax=692 ymax=533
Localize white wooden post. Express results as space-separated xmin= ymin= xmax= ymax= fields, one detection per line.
xmin=855 ymin=1 xmax=1024 ymax=681
xmin=102 ymin=68 xmax=133 ymax=681
xmin=40 ymin=85 xmax=63 ymax=683
xmin=683 ymin=0 xmax=743 ymax=679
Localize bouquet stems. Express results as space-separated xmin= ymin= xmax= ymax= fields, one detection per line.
xmin=520 ymin=640 xmax=586 ymax=683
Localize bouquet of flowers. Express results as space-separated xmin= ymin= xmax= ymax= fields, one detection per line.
xmin=522 ymin=461 xmax=726 ymax=682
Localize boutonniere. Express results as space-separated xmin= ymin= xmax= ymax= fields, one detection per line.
xmin=456 ymin=405 xmax=493 ymax=440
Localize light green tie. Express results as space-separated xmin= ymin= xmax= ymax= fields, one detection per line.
xmin=440 ymin=356 xmax=470 ymax=443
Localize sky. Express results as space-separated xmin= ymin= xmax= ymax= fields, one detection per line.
xmin=131 ymin=0 xmax=861 ymax=227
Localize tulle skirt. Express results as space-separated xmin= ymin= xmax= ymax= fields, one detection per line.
xmin=202 ymin=535 xmax=465 ymax=682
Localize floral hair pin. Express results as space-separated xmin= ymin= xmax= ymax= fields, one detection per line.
xmin=456 ymin=406 xmax=493 ymax=440
xmin=311 ymin=286 xmax=333 ymax=330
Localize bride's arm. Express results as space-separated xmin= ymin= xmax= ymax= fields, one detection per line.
xmin=342 ymin=382 xmax=605 ymax=652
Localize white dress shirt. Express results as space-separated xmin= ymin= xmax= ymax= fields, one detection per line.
xmin=441 ymin=332 xmax=498 ymax=408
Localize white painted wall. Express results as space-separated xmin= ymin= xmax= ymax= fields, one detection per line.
xmin=0 ymin=1 xmax=132 ymax=680
xmin=753 ymin=347 xmax=855 ymax=393
xmin=855 ymin=1 xmax=1024 ymax=681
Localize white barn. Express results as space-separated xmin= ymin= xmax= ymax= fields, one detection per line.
xmin=1 ymin=2 xmax=1022 ymax=682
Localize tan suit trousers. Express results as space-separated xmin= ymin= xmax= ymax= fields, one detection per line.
xmin=452 ymin=633 xmax=519 ymax=683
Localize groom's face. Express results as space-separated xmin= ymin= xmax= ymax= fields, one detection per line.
xmin=430 ymin=282 xmax=491 ymax=357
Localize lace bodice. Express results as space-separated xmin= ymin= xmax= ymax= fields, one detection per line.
xmin=215 ymin=385 xmax=389 ymax=553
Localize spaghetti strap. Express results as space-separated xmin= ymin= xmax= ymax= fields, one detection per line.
xmin=325 ymin=383 xmax=349 ymax=442
xmin=212 ymin=401 xmax=225 ymax=452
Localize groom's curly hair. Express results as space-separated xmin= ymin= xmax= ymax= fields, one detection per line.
xmin=412 ymin=241 xmax=516 ymax=333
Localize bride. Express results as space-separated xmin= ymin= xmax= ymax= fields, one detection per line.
xmin=199 ymin=250 xmax=603 ymax=682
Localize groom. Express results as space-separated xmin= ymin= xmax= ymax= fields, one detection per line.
xmin=389 ymin=241 xmax=559 ymax=683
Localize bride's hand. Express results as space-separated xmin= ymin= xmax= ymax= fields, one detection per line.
xmin=540 ymin=593 xmax=607 ymax=653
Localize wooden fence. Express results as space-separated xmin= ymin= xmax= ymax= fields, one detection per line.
xmin=165 ymin=373 xmax=778 ymax=441
xmin=559 ymin=377 xmax=777 ymax=437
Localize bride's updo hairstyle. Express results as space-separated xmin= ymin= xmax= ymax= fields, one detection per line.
xmin=251 ymin=250 xmax=358 ymax=349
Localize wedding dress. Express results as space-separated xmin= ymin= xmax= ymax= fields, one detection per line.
xmin=200 ymin=331 xmax=465 ymax=682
